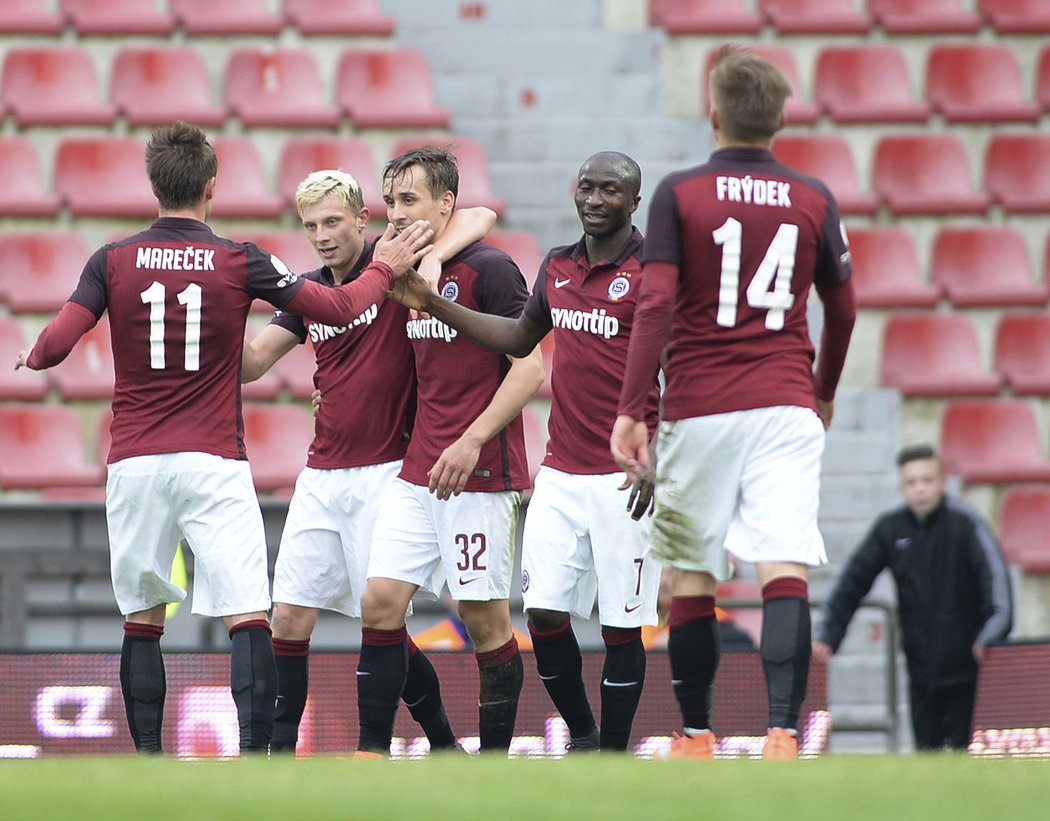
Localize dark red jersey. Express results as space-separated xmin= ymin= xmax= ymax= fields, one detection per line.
xmin=66 ymin=217 xmax=310 ymax=463
xmin=399 ymin=242 xmax=531 ymax=492
xmin=642 ymin=147 xmax=852 ymax=420
xmin=270 ymin=241 xmax=415 ymax=470
xmin=523 ymin=228 xmax=659 ymax=474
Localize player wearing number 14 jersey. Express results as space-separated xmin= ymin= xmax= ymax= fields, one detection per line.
xmin=612 ymin=47 xmax=856 ymax=761
xmin=15 ymin=122 xmax=432 ymax=755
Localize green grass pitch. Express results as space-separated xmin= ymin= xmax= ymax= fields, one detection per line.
xmin=1 ymin=753 xmax=1046 ymax=820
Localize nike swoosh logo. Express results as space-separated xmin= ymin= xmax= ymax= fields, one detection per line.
xmin=459 ymin=576 xmax=482 ymax=585
xmin=602 ymin=679 xmax=639 ymax=688
xmin=624 ymin=603 xmax=643 ymax=613
xmin=554 ymin=278 xmax=571 ymax=288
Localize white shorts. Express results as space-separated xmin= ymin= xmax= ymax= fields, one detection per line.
xmin=106 ymin=452 xmax=271 ymax=618
xmin=521 ymin=467 xmax=659 ymax=628
xmin=272 ymin=461 xmax=401 ymax=618
xmin=654 ymin=406 xmax=827 ymax=576
xmin=368 ymin=478 xmax=521 ymax=602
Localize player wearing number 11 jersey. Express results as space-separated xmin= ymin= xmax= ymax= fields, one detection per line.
xmin=15 ymin=122 xmax=432 ymax=755
xmin=611 ymin=47 xmax=856 ymax=761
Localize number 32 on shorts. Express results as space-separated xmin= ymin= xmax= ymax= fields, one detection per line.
xmin=455 ymin=532 xmax=487 ymax=572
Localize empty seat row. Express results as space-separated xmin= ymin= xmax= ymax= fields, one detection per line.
xmin=881 ymin=311 xmax=1050 ymax=398
xmin=700 ymin=43 xmax=1050 ymax=125
xmin=0 ymin=133 xmax=505 ymax=219
xmin=0 ymin=0 xmax=394 ymax=37
xmin=652 ymin=0 xmax=1050 ymax=35
xmin=774 ymin=132 xmax=1050 ymax=217
xmin=0 ymin=45 xmax=446 ymax=129
xmin=999 ymin=487 xmax=1050 ymax=574
xmin=939 ymin=399 xmax=1050 ymax=485
xmin=0 ymin=400 xmax=551 ymax=494
xmin=851 ymin=225 xmax=1050 ymax=311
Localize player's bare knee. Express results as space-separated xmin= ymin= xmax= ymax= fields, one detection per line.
xmin=526 ymin=608 xmax=569 ymax=633
xmin=271 ymin=603 xmax=317 ymax=640
xmin=360 ymin=579 xmax=411 ymax=630
xmin=459 ymin=600 xmax=512 ymax=650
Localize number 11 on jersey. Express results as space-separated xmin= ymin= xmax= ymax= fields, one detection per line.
xmin=140 ymin=281 xmax=202 ymax=371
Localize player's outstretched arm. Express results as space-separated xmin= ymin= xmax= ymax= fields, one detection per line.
xmin=288 ymin=221 xmax=433 ymax=327
xmin=416 ymin=206 xmax=497 ymax=294
xmin=427 ymin=345 xmax=545 ymax=500
xmin=391 ymin=271 xmax=547 ymax=358
xmin=242 ymin=324 xmax=299 ymax=383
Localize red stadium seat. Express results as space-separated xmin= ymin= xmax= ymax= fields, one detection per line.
xmin=61 ymin=0 xmax=175 ymax=35
xmin=846 ymin=227 xmax=941 ymax=309
xmin=649 ymin=0 xmax=762 ymax=33
xmin=284 ymin=0 xmax=395 ymax=35
xmin=758 ymin=0 xmax=871 ymax=33
xmin=277 ymin=137 xmax=385 ymax=216
xmin=880 ymin=312 xmax=1001 ymax=397
xmin=0 ymin=137 xmax=61 ymax=217
xmin=0 ymin=1 xmax=65 ymax=33
xmin=1 ymin=46 xmax=116 ymax=126
xmin=484 ymin=230 xmax=545 ymax=290
xmin=242 ymin=404 xmax=314 ymax=492
xmin=389 ymin=136 xmax=507 ymax=216
xmin=271 ymin=338 xmax=317 ymax=400
xmin=925 ymin=44 xmax=1038 ymax=123
xmin=0 ymin=317 xmax=48 ymax=400
xmin=702 ymin=45 xmax=818 ymax=125
xmin=0 ymin=231 xmax=88 ymax=313
xmin=868 ymin=0 xmax=981 ymax=33
xmin=48 ymin=319 xmax=114 ymax=400
xmin=940 ymin=399 xmax=1050 ymax=484
xmin=0 ymin=405 xmax=104 ymax=490
xmin=985 ymin=134 xmax=1050 ymax=214
xmin=521 ymin=402 xmax=549 ymax=485
xmin=814 ymin=45 xmax=927 ymax=124
xmin=171 ymin=0 xmax=284 ymax=35
xmin=994 ymin=313 xmax=1050 ymax=395
xmin=980 ymin=0 xmax=1050 ymax=33
xmin=55 ymin=137 xmax=156 ymax=218
xmin=772 ymin=135 xmax=878 ymax=215
xmin=999 ymin=487 xmax=1050 ymax=571
xmin=337 ymin=48 xmax=450 ymax=129
xmin=111 ymin=47 xmax=226 ymax=127
xmin=931 ymin=226 xmax=1048 ymax=308
xmin=872 ymin=134 xmax=989 ymax=215
xmin=224 ymin=47 xmax=339 ymax=128
xmin=209 ymin=137 xmax=283 ymax=219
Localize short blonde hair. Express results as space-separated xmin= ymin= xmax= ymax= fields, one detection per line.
xmin=295 ymin=169 xmax=365 ymax=217
xmin=709 ymin=45 xmax=792 ymax=143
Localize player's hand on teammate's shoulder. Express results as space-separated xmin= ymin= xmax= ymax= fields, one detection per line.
xmin=373 ymin=220 xmax=434 ymax=277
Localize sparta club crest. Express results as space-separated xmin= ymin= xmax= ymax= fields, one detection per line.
xmin=608 ymin=274 xmax=631 ymax=301
xmin=441 ymin=280 xmax=460 ymax=302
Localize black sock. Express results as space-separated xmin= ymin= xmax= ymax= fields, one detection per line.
xmin=402 ymin=638 xmax=456 ymax=749
xmin=119 ymin=623 xmax=165 ymax=753
xmin=599 ymin=627 xmax=645 ymax=751
xmin=476 ymin=637 xmax=524 ymax=752
xmin=760 ymin=578 xmax=811 ymax=732
xmin=528 ymin=620 xmax=596 ymax=739
xmin=229 ymin=620 xmax=277 ymax=752
xmin=357 ymin=627 xmax=409 ymax=753
xmin=271 ymin=638 xmax=310 ymax=753
xmin=667 ymin=596 xmax=720 ymax=731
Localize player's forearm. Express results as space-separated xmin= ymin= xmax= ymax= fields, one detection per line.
xmin=286 ymin=262 xmax=393 ymax=326
xmin=26 ymin=301 xmax=98 ymax=370
xmin=459 ymin=347 xmax=544 ymax=446
xmin=423 ymin=296 xmax=537 ymax=357
xmin=618 ymin=260 xmax=677 ymax=419
xmin=813 ymin=279 xmax=857 ymax=401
